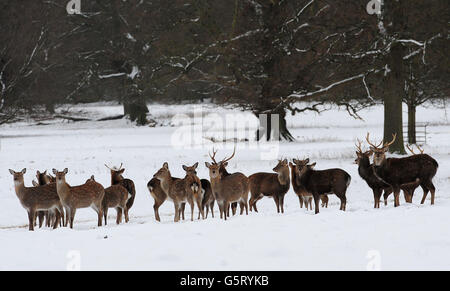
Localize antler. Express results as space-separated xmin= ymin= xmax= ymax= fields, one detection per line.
xmin=355 ymin=138 xmax=364 ymax=153
xmin=104 ymin=163 xmax=123 ymax=171
xmin=416 ymin=144 xmax=425 ymax=154
xmin=383 ymin=133 xmax=397 ymax=148
xmin=221 ymin=146 xmax=236 ymax=164
xmin=366 ymin=133 xmax=383 ymax=149
xmin=209 ymin=147 xmax=218 ymax=164
xmin=406 ymin=144 xmax=416 ymax=155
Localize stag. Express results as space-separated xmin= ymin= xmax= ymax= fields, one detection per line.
xmin=205 ymin=147 xmax=249 ymax=220
xmin=366 ymin=133 xmax=439 ymax=207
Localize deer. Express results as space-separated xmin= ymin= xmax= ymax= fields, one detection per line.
xmin=34 ymin=170 xmax=63 ymax=228
xmin=9 ymin=169 xmax=65 ymax=231
xmin=105 ymin=164 xmax=136 ymax=212
xmin=52 ymin=168 xmax=105 ymax=229
xmin=200 ymin=179 xmax=215 ymax=219
xmin=153 ymin=162 xmax=203 ymax=222
xmin=292 ymin=159 xmax=351 ymax=214
xmin=205 ymin=147 xmax=249 ymax=220
xmin=148 ymin=173 xmax=188 ymax=222
xmin=366 ymin=133 xmax=438 ymax=207
xmin=289 ymin=162 xmax=328 ymax=211
xmin=248 ymin=159 xmax=290 ymax=213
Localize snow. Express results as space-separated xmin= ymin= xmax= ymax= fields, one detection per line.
xmin=0 ymin=102 xmax=449 ymax=270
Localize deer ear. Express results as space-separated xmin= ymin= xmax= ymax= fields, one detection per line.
xmin=9 ymin=169 xmax=15 ymax=175
xmin=182 ymin=165 xmax=188 ymax=171
xmin=32 ymin=180 xmax=39 ymax=187
xmin=205 ymin=162 xmax=211 ymax=169
xmin=305 ymin=158 xmax=310 ymax=164
xmin=163 ymin=162 xmax=169 ymax=170
xmin=37 ymin=170 xmax=41 ymax=175
xmin=63 ymin=168 xmax=68 ymax=174
xmin=222 ymin=162 xmax=228 ymax=167
xmin=289 ymin=162 xmax=293 ymax=167
xmin=193 ymin=162 xmax=198 ymax=169
xmin=21 ymin=168 xmax=26 ymax=174
xmin=309 ymin=163 xmax=316 ymax=169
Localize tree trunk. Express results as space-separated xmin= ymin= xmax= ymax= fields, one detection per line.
xmin=407 ymin=103 xmax=416 ymax=144
xmin=255 ymin=109 xmax=295 ymax=142
xmin=383 ymin=43 xmax=406 ymax=154
xmin=124 ymin=97 xmax=148 ymax=125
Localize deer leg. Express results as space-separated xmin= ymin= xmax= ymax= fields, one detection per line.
xmin=231 ymin=202 xmax=237 ymax=216
xmin=224 ymin=202 xmax=230 ymax=220
xmin=280 ymin=195 xmax=285 ymax=214
xmin=309 ymin=198 xmax=313 ymax=210
xmin=174 ymin=203 xmax=181 ymax=223
xmin=97 ymin=207 xmax=103 ymax=227
xmin=69 ymin=208 xmax=76 ymax=229
xmin=28 ymin=209 xmax=35 ymax=231
xmin=274 ymin=195 xmax=280 ymax=213
xmin=115 ymin=208 xmax=121 ymax=224
xmin=197 ymin=197 xmax=205 ymax=220
xmin=190 ymin=201 xmax=195 ymax=222
xmin=210 ymin=201 xmax=215 ymax=218
xmin=313 ymin=194 xmax=320 ymax=215
xmin=153 ymin=200 xmax=163 ymax=222
xmin=52 ymin=210 xmax=61 ymax=229
xmin=124 ymin=207 xmax=129 ymax=223
xmin=422 ymin=181 xmax=436 ymax=205
xmin=338 ymin=195 xmax=347 ymax=211
xmin=393 ymin=186 xmax=401 ymax=207
xmin=180 ymin=203 xmax=186 ymax=221
xmin=298 ymin=196 xmax=303 ymax=209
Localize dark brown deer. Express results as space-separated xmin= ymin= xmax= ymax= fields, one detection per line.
xmin=205 ymin=148 xmax=249 ymax=220
xmin=248 ymin=159 xmax=290 ymax=213
xmin=366 ymin=133 xmax=439 ymax=207
xmin=293 ymin=159 xmax=351 ymax=214
xmin=53 ymin=168 xmax=105 ymax=229
xmin=289 ymin=162 xmax=326 ymax=211
xmin=153 ymin=162 xmax=202 ymax=222
xmin=105 ymin=164 xmax=136 ymax=211
xmin=200 ymin=179 xmax=215 ymax=219
xmin=9 ymin=169 xmax=64 ymax=231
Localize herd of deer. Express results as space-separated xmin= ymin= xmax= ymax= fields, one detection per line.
xmin=9 ymin=133 xmax=439 ymax=231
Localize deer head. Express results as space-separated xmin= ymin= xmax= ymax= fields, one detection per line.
xmin=273 ymin=159 xmax=288 ymax=173
xmin=182 ymin=162 xmax=199 ymax=176
xmin=292 ymin=158 xmax=316 ymax=177
xmin=366 ymin=132 xmax=396 ymax=166
xmin=52 ymin=168 xmax=69 ymax=183
xmin=354 ymin=138 xmax=373 ymax=165
xmin=205 ymin=147 xmax=236 ymax=179
xmin=153 ymin=162 xmax=170 ymax=182
xmin=9 ymin=168 xmax=26 ymax=184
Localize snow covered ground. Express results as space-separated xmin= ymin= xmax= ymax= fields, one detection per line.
xmin=0 ymin=102 xmax=449 ymax=271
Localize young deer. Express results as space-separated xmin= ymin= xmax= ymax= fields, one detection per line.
xmin=153 ymin=162 xmax=203 ymax=222
xmin=205 ymin=148 xmax=249 ymax=220
xmin=293 ymin=159 xmax=351 ymax=214
xmin=366 ymin=133 xmax=438 ymax=206
xmin=248 ymin=159 xmax=290 ymax=213
xmin=9 ymin=169 xmax=64 ymax=231
xmin=105 ymin=164 xmax=136 ymax=211
xmin=147 ymin=175 xmax=186 ymax=222
xmin=53 ymin=168 xmax=105 ymax=229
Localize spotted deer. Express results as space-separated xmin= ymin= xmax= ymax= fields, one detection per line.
xmin=153 ymin=162 xmax=203 ymax=222
xmin=205 ymin=148 xmax=249 ymax=220
xmin=147 ymin=175 xmax=186 ymax=222
xmin=248 ymin=159 xmax=290 ymax=213
xmin=9 ymin=169 xmax=64 ymax=231
xmin=52 ymin=168 xmax=105 ymax=229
